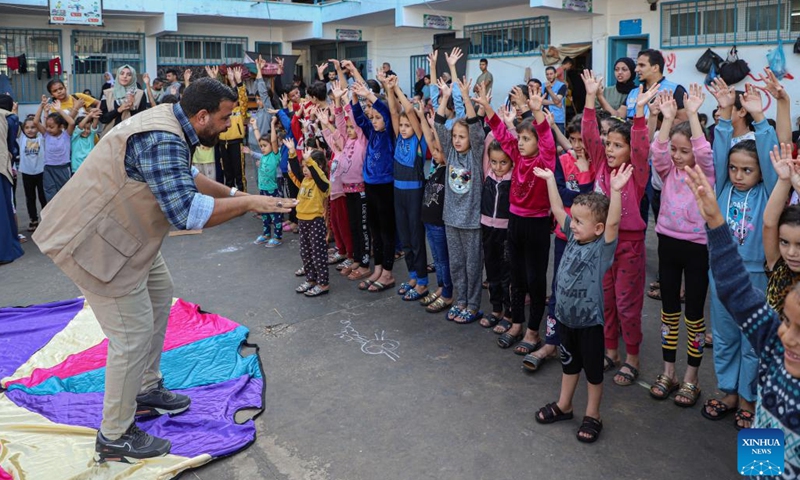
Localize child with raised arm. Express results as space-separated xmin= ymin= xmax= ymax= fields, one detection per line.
xmin=475 ymin=81 xmax=556 ymax=351
xmin=350 ymin=76 xmax=396 ymax=292
xmin=532 ymin=162 xmax=633 ymax=444
xmin=702 ymin=75 xmax=782 ymax=429
xmin=70 ymin=107 xmax=100 ymax=173
xmin=433 ymin=77 xmax=486 ymax=324
xmin=248 ymin=116 xmax=283 ymax=248
xmin=581 ymin=71 xmax=658 ymax=387
xmin=34 ymin=95 xmax=75 ymax=201
xmin=684 ymin=164 xmax=800 ymax=477
xmin=647 ymin=85 xmax=715 ymax=407
xmin=287 ymin=138 xmax=331 ymax=297
xmin=427 ymin=48 xmax=466 ymax=129
xmin=387 ymin=76 xmax=429 ymax=301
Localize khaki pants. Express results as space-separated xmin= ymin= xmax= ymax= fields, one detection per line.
xmin=80 ymin=251 xmax=173 ymax=439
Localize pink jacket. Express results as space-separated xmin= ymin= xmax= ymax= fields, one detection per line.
xmin=322 ymin=104 xmax=367 ymax=198
xmin=487 ymin=114 xmax=556 ymax=218
xmin=651 ymin=136 xmax=715 ymax=244
xmin=582 ymin=109 xmax=650 ymax=241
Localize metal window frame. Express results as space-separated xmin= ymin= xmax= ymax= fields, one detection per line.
xmin=661 ymin=0 xmax=799 ymax=48
xmin=0 ymin=27 xmax=63 ymax=104
xmin=70 ymin=30 xmax=145 ymax=98
xmin=463 ymin=16 xmax=549 ymax=59
xmin=157 ymin=34 xmax=249 ymax=66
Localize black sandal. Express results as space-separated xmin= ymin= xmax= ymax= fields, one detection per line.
xmin=535 ymin=402 xmax=573 ymax=424
xmin=480 ymin=313 xmax=501 ymax=329
xmin=701 ymin=398 xmax=735 ymax=421
xmin=493 ymin=319 xmax=512 ymax=335
xmin=497 ymin=331 xmax=523 ymax=349
xmin=576 ymin=416 xmax=603 ymax=443
xmin=603 ymin=355 xmax=617 ymax=373
xmin=734 ymin=408 xmax=754 ymax=430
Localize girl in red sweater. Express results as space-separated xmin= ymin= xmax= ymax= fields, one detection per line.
xmin=580 ymin=70 xmax=659 ymax=386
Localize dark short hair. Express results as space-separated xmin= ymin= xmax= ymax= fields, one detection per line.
xmin=561 ymin=56 xmax=574 ymax=66
xmin=779 ymin=205 xmax=800 ymax=228
xmin=573 ymin=192 xmax=610 ymax=224
xmin=366 ymin=79 xmax=381 ymax=95
xmin=566 ymin=116 xmax=582 ymax=136
xmin=159 ymin=94 xmax=179 ymax=104
xmin=638 ymin=49 xmax=665 ymax=75
xmin=545 ymin=66 xmax=557 ymax=74
xmin=46 ymin=79 xmax=65 ymax=95
xmin=487 ymin=139 xmax=508 ymax=157
xmin=515 ymin=118 xmax=539 ymax=139
xmin=480 ymin=58 xmax=488 ymax=64
xmin=179 ymin=78 xmax=238 ymax=117
xmin=730 ymin=139 xmax=758 ymax=162
xmin=46 ymin=112 xmax=68 ymax=128
xmin=166 ymin=68 xmax=180 ymax=77
xmin=307 ymin=81 xmax=327 ymax=101
xmin=0 ymin=93 xmax=12 ymax=111
xmin=607 ymin=121 xmax=632 ymax=146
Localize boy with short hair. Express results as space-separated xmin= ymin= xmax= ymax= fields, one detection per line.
xmin=531 ymin=162 xmax=633 ymax=444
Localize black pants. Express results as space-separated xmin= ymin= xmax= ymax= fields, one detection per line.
xmin=216 ymin=140 xmax=245 ymax=191
xmin=508 ymin=214 xmax=551 ymax=331
xmin=365 ymin=182 xmax=395 ymax=271
xmin=657 ymin=233 xmax=709 ymax=367
xmin=286 ymin=178 xmax=299 ymax=224
xmin=482 ymin=225 xmax=511 ymax=317
xmin=346 ymin=191 xmax=370 ymax=268
xmin=22 ymin=173 xmax=46 ymax=223
xmin=395 ymin=187 xmax=427 ymax=283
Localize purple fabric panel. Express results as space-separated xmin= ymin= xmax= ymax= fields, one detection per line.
xmin=0 ymin=298 xmax=84 ymax=379
xmin=5 ymin=375 xmax=263 ymax=458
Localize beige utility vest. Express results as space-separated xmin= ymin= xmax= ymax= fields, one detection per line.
xmin=33 ymin=104 xmax=186 ymax=297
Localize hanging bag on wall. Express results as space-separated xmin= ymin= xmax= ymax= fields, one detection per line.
xmin=768 ymin=38 xmax=788 ymax=79
xmin=695 ymin=48 xmax=723 ymax=74
xmin=704 ymin=62 xmax=719 ymax=86
xmin=719 ymin=46 xmax=750 ymax=85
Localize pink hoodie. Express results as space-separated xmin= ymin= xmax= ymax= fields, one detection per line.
xmin=321 ymin=103 xmax=367 ymax=199
xmin=651 ymin=136 xmax=714 ymax=244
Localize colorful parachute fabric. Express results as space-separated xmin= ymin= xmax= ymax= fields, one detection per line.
xmin=0 ymin=297 xmax=264 ymax=479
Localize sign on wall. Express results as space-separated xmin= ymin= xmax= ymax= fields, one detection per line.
xmin=336 ymin=29 xmax=362 ymax=41
xmin=49 ymin=0 xmax=103 ymax=26
xmin=562 ymin=0 xmax=592 ymax=12
xmin=423 ymin=14 xmax=453 ymax=30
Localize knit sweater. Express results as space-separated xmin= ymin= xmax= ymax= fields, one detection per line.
xmin=707 ymin=222 xmax=800 ymax=479
xmin=651 ymin=136 xmax=714 ymax=244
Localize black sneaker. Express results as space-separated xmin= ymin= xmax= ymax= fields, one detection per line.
xmin=94 ymin=423 xmax=171 ymax=463
xmin=135 ymin=380 xmax=191 ymax=417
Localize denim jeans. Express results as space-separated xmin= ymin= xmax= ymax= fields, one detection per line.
xmin=424 ymin=223 xmax=452 ymax=298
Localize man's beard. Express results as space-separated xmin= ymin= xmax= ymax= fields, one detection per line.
xmin=197 ymin=126 xmax=220 ymax=147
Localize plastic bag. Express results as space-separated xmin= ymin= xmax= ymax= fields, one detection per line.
xmin=696 ymin=48 xmax=723 ymax=74
xmin=768 ymin=39 xmax=787 ymax=79
xmin=704 ymin=62 xmax=719 ymax=86
xmin=719 ymin=46 xmax=750 ymax=85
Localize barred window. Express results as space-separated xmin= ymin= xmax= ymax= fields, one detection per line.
xmin=72 ymin=31 xmax=144 ymax=97
xmin=662 ymin=0 xmax=800 ymax=48
xmin=157 ymin=35 xmax=248 ymax=66
xmin=464 ymin=17 xmax=549 ymax=58
xmin=0 ymin=28 xmax=61 ymax=103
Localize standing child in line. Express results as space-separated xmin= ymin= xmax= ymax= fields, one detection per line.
xmin=17 ymin=116 xmax=47 ymax=232
xmin=287 ymin=138 xmax=331 ymax=297
xmin=581 ymin=71 xmax=658 ymax=387
xmin=248 ymin=116 xmax=283 ymax=248
xmin=350 ymin=73 xmax=396 ymax=292
xmin=478 ymin=140 xmax=513 ymax=332
xmin=434 ymin=77 xmax=486 ymax=324
xmin=70 ymin=107 xmax=100 ymax=173
xmin=532 ymin=163 xmax=633 ymax=444
xmin=647 ymin=85 xmax=714 ymax=407
xmin=386 ymin=75 xmax=429 ymax=301
xmin=33 ymin=96 xmax=75 ymax=201
xmin=192 ymin=143 xmax=216 ymax=179
xmin=420 ymin=111 xmax=454 ymax=314
xmin=764 ymin=144 xmax=800 ymax=313
xmin=475 ymin=81 xmax=556 ymax=349
xmin=323 ymin=84 xmax=370 ymax=281
xmin=684 ymin=165 xmax=800 ymax=477
xmin=525 ymin=115 xmax=595 ymax=370
xmin=701 ymin=75 xmax=783 ymax=429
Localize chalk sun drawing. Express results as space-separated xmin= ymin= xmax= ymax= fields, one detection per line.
xmin=334 ymin=319 xmax=400 ymax=361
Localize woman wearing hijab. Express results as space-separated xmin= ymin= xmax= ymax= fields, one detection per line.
xmin=101 ymin=71 xmax=114 ymax=92
xmin=99 ymin=64 xmax=149 ymax=136
xmin=597 ymin=57 xmax=637 ymax=118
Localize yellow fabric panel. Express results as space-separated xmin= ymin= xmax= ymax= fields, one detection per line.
xmin=0 ymin=394 xmax=209 ymax=479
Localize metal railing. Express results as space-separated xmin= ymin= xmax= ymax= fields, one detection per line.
xmin=0 ymin=28 xmax=62 ymax=104
xmin=464 ymin=17 xmax=549 ymax=58
xmin=71 ymin=31 xmax=145 ymax=100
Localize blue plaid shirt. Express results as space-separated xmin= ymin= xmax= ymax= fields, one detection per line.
xmin=124 ymin=104 xmax=214 ymax=230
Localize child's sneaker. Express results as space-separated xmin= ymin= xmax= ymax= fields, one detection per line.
xmin=265 ymin=239 xmax=282 ymax=248
xmin=253 ymin=235 xmax=270 ymax=245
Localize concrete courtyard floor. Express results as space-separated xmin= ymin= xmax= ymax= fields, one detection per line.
xmin=2 ymin=168 xmax=739 ymax=479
